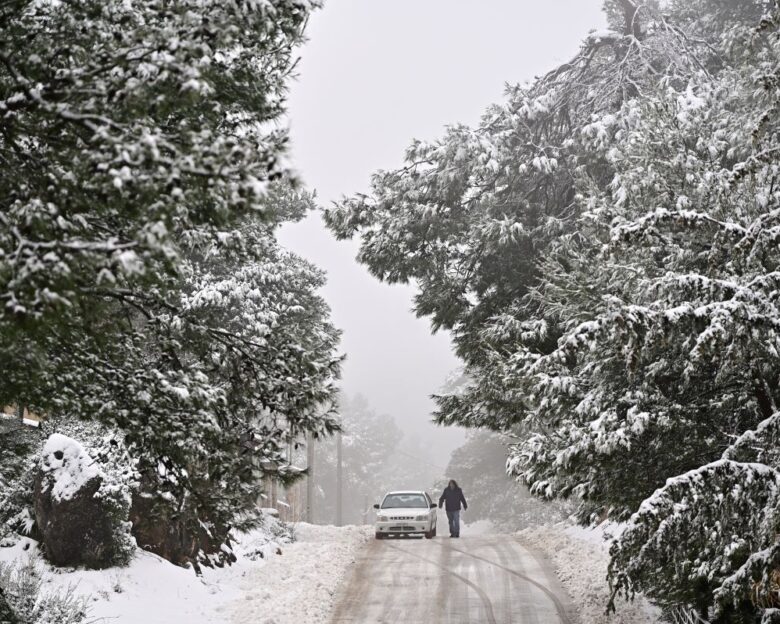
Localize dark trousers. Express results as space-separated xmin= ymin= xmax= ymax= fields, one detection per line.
xmin=446 ymin=510 xmax=460 ymax=537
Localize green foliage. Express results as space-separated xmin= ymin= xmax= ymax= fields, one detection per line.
xmin=0 ymin=420 xmax=39 ymax=540
xmin=0 ymin=0 xmax=340 ymax=565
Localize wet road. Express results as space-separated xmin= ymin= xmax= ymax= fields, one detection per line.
xmin=330 ymin=535 xmax=575 ymax=624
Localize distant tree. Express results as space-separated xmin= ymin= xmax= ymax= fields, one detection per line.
xmin=445 ymin=430 xmax=569 ymax=531
xmin=314 ymin=394 xmax=402 ymax=525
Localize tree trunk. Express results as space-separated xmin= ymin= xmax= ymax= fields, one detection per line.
xmin=617 ymin=0 xmax=643 ymax=39
xmin=306 ymin=433 xmax=315 ymax=523
xmin=336 ymin=431 xmax=343 ymax=526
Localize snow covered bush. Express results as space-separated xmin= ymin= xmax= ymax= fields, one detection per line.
xmin=2 ymin=418 xmax=137 ymax=559
xmin=237 ymin=509 xmax=294 ymax=562
xmin=0 ymin=560 xmax=87 ymax=624
xmin=0 ymin=419 xmax=40 ymax=541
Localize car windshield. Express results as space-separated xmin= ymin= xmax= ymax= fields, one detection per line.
xmin=381 ymin=493 xmax=428 ymax=509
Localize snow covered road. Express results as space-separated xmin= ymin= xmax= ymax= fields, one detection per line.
xmin=330 ymin=535 xmax=575 ymax=624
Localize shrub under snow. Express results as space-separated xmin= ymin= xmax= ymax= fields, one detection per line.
xmin=0 ymin=559 xmax=87 ymax=624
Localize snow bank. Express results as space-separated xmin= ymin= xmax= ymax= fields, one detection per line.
xmin=0 ymin=536 xmax=240 ymax=624
xmin=228 ymin=523 xmax=371 ymax=624
xmin=39 ymin=434 xmax=100 ymax=501
xmin=0 ymin=521 xmax=369 ymax=624
xmin=518 ymin=523 xmax=661 ymax=624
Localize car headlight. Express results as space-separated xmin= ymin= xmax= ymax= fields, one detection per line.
xmin=378 ymin=515 xmax=388 ymax=522
xmin=416 ymin=515 xmax=428 ymax=521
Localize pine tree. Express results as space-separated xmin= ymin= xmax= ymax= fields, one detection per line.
xmin=1 ymin=0 xmax=341 ymax=569
xmin=325 ymin=1 xmax=780 ymax=619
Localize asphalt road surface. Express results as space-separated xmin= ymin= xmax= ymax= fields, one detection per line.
xmin=330 ymin=534 xmax=576 ymax=624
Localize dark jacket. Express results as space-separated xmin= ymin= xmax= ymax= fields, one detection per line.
xmin=439 ymin=486 xmax=467 ymax=512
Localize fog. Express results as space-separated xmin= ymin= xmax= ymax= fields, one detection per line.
xmin=279 ymin=0 xmax=606 ymax=467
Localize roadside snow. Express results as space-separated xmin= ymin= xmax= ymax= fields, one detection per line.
xmin=228 ymin=523 xmax=371 ymax=624
xmin=461 ymin=518 xmax=494 ymax=535
xmin=0 ymin=521 xmax=369 ymax=624
xmin=518 ymin=523 xmax=661 ymax=624
xmin=0 ymin=537 xmax=240 ymax=624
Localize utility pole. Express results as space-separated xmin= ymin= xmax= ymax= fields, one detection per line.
xmin=306 ymin=432 xmax=315 ymax=523
xmin=336 ymin=430 xmax=343 ymax=526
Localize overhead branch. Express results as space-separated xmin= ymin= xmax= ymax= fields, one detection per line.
xmin=617 ymin=0 xmax=643 ymax=39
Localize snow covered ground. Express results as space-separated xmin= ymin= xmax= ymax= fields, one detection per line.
xmin=0 ymin=522 xmax=370 ymax=624
xmin=228 ymin=524 xmax=370 ymax=624
xmin=518 ymin=523 xmax=661 ymax=624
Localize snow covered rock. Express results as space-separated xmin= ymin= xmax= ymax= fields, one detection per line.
xmin=34 ymin=434 xmax=134 ymax=569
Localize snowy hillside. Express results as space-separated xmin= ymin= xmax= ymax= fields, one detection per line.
xmin=0 ymin=523 xmax=369 ymax=624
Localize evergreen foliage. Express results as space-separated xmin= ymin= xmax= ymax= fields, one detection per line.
xmin=0 ymin=0 xmax=340 ymax=568
xmin=326 ymin=1 xmax=780 ymax=619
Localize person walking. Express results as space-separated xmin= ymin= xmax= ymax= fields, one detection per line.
xmin=438 ymin=479 xmax=468 ymax=538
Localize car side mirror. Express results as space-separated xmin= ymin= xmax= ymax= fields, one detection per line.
xmin=373 ymin=503 xmax=380 ymax=509
xmin=430 ymin=502 xmax=437 ymax=508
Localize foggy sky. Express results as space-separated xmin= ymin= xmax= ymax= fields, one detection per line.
xmin=279 ymin=0 xmax=607 ymax=466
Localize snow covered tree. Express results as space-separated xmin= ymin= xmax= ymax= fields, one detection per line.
xmin=324 ymin=0 xmax=740 ymax=433
xmin=125 ymin=197 xmax=341 ymax=565
xmin=0 ymin=0 xmax=318 ymax=387
xmin=1 ymin=0 xmax=341 ymax=568
xmin=326 ymin=1 xmax=780 ymax=619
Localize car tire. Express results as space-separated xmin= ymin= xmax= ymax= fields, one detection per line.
xmin=375 ymin=532 xmax=384 ymax=540
xmin=425 ymin=528 xmax=434 ymax=539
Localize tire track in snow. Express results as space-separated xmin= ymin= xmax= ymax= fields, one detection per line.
xmin=385 ymin=542 xmax=498 ymax=624
xmin=432 ymin=540 xmax=572 ymax=624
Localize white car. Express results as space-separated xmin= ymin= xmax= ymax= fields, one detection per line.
xmin=373 ymin=490 xmax=438 ymax=539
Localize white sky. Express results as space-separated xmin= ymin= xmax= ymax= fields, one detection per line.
xmin=280 ymin=0 xmax=607 ymax=465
